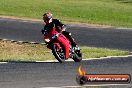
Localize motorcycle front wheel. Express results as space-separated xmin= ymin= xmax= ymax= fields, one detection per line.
xmin=52 ymin=44 xmax=66 ymax=63
xmin=72 ymin=50 xmax=82 ymax=62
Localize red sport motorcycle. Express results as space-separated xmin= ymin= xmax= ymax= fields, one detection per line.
xmin=43 ymin=27 xmax=82 ymax=63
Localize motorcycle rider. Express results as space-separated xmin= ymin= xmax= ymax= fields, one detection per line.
xmin=41 ymin=12 xmax=77 ymax=48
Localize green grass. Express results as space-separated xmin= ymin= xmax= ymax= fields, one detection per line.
xmin=0 ymin=0 xmax=132 ymax=27
xmin=81 ymin=47 xmax=129 ymax=58
xmin=0 ymin=40 xmax=129 ymax=62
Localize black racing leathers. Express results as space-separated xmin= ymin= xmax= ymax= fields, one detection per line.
xmin=42 ymin=19 xmax=77 ymax=46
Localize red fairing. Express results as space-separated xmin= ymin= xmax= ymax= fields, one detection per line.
xmin=56 ymin=34 xmax=71 ymax=59
xmin=44 ymin=27 xmax=71 ymax=59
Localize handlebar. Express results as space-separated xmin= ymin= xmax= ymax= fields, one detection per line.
xmin=51 ymin=33 xmax=61 ymax=39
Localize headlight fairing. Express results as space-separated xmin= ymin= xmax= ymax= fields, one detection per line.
xmin=44 ymin=38 xmax=50 ymax=43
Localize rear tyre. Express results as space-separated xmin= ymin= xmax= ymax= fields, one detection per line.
xmin=52 ymin=44 xmax=66 ymax=63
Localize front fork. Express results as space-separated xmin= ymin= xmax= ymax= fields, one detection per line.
xmin=69 ymin=45 xmax=81 ymax=58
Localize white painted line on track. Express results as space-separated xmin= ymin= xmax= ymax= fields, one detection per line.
xmin=0 ymin=62 xmax=8 ymax=64
xmin=116 ymin=27 xmax=132 ymax=30
xmin=41 ymin=84 xmax=131 ymax=88
xmin=64 ymin=84 xmax=131 ymax=87
xmin=84 ymin=84 xmax=131 ymax=86
xmin=2 ymin=39 xmax=8 ymax=41
xmin=40 ymin=87 xmax=62 ymax=88
xmin=18 ymin=41 xmax=24 ymax=43
xmin=30 ymin=42 xmax=39 ymax=44
xmin=38 ymin=54 xmax=132 ymax=63
xmin=60 ymin=86 xmax=82 ymax=88
xmin=36 ymin=59 xmax=74 ymax=63
xmin=1 ymin=54 xmax=132 ymax=63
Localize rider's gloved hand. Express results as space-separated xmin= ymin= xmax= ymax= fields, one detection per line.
xmin=41 ymin=29 xmax=48 ymax=35
xmin=61 ymin=27 xmax=66 ymax=32
xmin=61 ymin=25 xmax=66 ymax=32
xmin=56 ymin=25 xmax=66 ymax=33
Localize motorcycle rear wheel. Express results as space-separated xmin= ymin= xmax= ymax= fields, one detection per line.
xmin=52 ymin=44 xmax=66 ymax=63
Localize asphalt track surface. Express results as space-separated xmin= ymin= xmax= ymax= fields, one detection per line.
xmin=0 ymin=18 xmax=132 ymax=88
xmin=0 ymin=57 xmax=132 ymax=88
xmin=0 ymin=18 xmax=132 ymax=51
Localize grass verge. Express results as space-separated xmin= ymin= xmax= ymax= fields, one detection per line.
xmin=0 ymin=0 xmax=132 ymax=27
xmin=0 ymin=40 xmax=129 ymax=62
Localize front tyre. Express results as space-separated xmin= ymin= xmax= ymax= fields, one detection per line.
xmin=52 ymin=44 xmax=66 ymax=63
xmin=72 ymin=50 xmax=82 ymax=62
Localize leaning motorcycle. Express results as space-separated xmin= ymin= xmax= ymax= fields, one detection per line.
xmin=43 ymin=27 xmax=82 ymax=63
